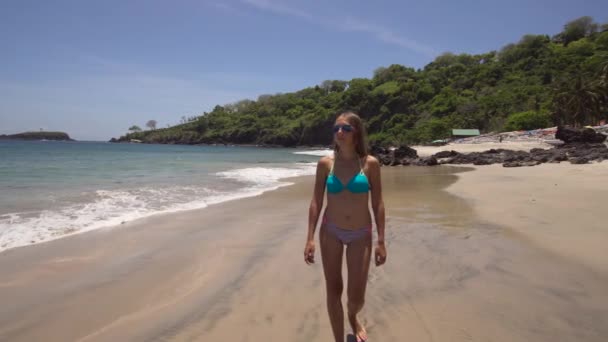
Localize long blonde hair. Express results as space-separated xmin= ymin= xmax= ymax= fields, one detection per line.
xmin=333 ymin=111 xmax=369 ymax=158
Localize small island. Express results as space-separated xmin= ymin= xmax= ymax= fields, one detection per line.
xmin=0 ymin=131 xmax=75 ymax=141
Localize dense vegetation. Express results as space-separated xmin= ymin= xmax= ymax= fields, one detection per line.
xmin=113 ymin=16 xmax=608 ymax=147
xmin=0 ymin=131 xmax=74 ymax=141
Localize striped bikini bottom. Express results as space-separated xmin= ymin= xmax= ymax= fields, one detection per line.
xmin=322 ymin=216 xmax=371 ymax=244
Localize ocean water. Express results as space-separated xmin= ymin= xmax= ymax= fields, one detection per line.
xmin=0 ymin=141 xmax=328 ymax=253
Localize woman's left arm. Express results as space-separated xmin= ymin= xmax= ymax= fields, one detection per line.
xmin=368 ymin=156 xmax=387 ymax=266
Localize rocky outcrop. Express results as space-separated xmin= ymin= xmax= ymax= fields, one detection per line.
xmin=433 ymin=145 xmax=608 ymax=167
xmin=372 ymin=127 xmax=608 ymax=168
xmin=555 ymin=126 xmax=607 ymax=144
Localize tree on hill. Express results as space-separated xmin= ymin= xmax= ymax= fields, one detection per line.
xmin=560 ymin=16 xmax=599 ymax=46
xmin=146 ymin=120 xmax=157 ymax=130
xmin=553 ymin=72 xmax=603 ymax=127
xmin=128 ymin=125 xmax=142 ymax=133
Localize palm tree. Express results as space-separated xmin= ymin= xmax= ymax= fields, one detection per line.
xmin=553 ymin=72 xmax=602 ymax=127
xmin=595 ymin=61 xmax=608 ymax=123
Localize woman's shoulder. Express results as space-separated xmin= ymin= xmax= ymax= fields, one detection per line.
xmin=364 ymin=154 xmax=380 ymax=166
xmin=319 ymin=154 xmax=333 ymax=162
xmin=317 ymin=155 xmax=333 ymax=168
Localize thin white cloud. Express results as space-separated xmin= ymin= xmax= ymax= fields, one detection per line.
xmin=211 ymin=2 xmax=235 ymax=11
xmin=207 ymin=2 xmax=251 ymax=17
xmin=242 ymin=0 xmax=313 ymax=20
xmin=339 ymin=17 xmax=437 ymax=57
xmin=238 ymin=0 xmax=436 ymax=56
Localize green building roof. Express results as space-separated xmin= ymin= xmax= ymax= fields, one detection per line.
xmin=452 ymin=129 xmax=480 ymax=136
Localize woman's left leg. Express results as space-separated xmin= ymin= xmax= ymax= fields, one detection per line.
xmin=346 ymin=234 xmax=372 ymax=341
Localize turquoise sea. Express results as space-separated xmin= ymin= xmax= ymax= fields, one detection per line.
xmin=0 ymin=141 xmax=327 ymax=252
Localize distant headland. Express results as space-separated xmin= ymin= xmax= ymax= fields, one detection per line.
xmin=0 ymin=131 xmax=75 ymax=141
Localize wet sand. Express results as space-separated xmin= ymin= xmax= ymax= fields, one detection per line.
xmin=1 ymin=165 xmax=607 ymax=341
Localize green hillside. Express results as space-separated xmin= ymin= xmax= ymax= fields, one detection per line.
xmin=112 ymin=16 xmax=608 ymax=147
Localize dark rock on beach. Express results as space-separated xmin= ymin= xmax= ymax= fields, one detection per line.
xmin=555 ymin=126 xmax=607 ymax=144
xmin=371 ymin=145 xmax=418 ymax=166
xmin=393 ymin=145 xmax=418 ymax=159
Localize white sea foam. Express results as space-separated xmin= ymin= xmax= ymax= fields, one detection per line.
xmin=216 ymin=164 xmax=315 ymax=187
xmin=0 ymin=164 xmax=316 ymax=253
xmin=293 ymin=149 xmax=333 ymax=157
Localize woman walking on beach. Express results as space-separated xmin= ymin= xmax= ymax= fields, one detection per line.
xmin=304 ymin=111 xmax=386 ymax=342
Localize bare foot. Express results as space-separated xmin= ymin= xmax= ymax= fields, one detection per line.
xmin=348 ymin=313 xmax=367 ymax=342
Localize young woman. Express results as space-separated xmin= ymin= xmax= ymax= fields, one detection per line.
xmin=304 ymin=111 xmax=387 ymax=342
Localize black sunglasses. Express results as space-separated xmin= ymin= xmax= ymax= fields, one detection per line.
xmin=333 ymin=124 xmax=353 ymax=133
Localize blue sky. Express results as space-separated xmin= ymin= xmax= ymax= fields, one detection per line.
xmin=1 ymin=0 xmax=607 ymax=141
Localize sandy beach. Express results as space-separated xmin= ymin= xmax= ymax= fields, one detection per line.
xmin=447 ymin=162 xmax=608 ymax=275
xmin=1 ymin=161 xmax=607 ymax=341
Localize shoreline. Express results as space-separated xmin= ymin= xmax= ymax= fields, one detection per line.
xmin=6 ymin=150 xmax=601 ymax=256
xmin=0 ymin=139 xmax=588 ymax=256
xmin=0 ymin=174 xmax=311 ymax=255
xmin=0 ymin=154 xmax=318 ymax=254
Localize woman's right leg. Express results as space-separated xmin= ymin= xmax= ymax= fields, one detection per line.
xmin=346 ymin=233 xmax=372 ymax=341
xmin=320 ymin=224 xmax=345 ymax=342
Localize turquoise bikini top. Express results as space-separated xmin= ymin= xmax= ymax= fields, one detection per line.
xmin=326 ymin=156 xmax=370 ymax=194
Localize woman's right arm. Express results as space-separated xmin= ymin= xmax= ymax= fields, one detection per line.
xmin=307 ymin=157 xmax=327 ymax=241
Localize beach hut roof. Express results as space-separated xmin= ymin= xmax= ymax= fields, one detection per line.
xmin=452 ymin=129 xmax=480 ymax=136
